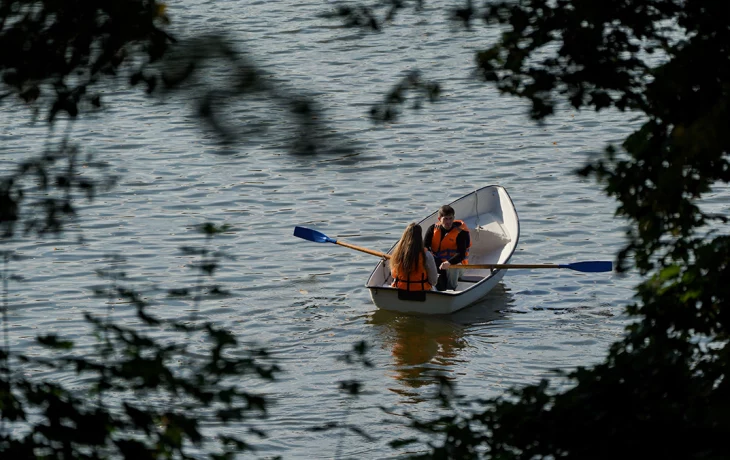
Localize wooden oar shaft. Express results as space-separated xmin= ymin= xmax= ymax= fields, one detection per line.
xmin=453 ymin=264 xmax=561 ymax=270
xmin=336 ymin=241 xmax=391 ymax=259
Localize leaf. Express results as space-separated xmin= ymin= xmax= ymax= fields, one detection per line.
xmin=36 ymin=335 xmax=74 ymax=350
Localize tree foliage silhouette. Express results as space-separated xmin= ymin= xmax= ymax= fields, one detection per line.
xmin=393 ymin=0 xmax=730 ymax=457
xmin=0 ymin=2 xmax=354 ymax=457
xmin=2 ymin=0 xmax=729 ymax=458
xmin=1 ymin=223 xmax=279 ymax=458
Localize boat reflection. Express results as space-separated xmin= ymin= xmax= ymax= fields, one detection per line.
xmin=367 ymin=283 xmax=515 ymax=399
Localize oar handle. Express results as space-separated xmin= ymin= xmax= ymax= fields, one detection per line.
xmin=453 ymin=264 xmax=560 ymax=270
xmin=336 ymin=241 xmax=391 ymax=259
xmin=451 ymin=261 xmax=612 ymax=272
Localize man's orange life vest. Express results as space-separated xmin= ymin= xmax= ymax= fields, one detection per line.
xmin=391 ymin=251 xmax=432 ymax=291
xmin=432 ymin=220 xmax=470 ymax=264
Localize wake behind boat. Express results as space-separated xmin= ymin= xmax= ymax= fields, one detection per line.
xmin=366 ymin=185 xmax=520 ymax=315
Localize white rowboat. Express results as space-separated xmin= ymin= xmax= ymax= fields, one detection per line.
xmin=366 ymin=185 xmax=520 ymax=315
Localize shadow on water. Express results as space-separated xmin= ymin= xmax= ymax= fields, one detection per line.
xmin=366 ymin=284 xmax=515 ymax=399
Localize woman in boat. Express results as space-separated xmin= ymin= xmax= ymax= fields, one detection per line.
xmin=390 ymin=223 xmax=438 ymax=291
xmin=424 ymin=204 xmax=471 ymax=291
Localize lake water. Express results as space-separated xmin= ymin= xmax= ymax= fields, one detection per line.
xmin=4 ymin=1 xmax=720 ymax=458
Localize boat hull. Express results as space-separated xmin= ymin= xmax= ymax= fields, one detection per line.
xmin=366 ymin=185 xmax=519 ymax=315
xmin=368 ymin=268 xmax=507 ymax=314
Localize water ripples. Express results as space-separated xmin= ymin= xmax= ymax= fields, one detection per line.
xmin=0 ymin=0 xmax=687 ymax=456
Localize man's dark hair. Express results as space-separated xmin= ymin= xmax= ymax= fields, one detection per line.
xmin=438 ymin=205 xmax=455 ymax=218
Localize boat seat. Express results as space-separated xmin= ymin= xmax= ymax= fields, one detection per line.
xmin=458 ymin=275 xmax=484 ymax=283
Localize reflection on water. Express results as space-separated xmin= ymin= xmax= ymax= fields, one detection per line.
xmin=367 ymin=284 xmax=515 ymax=399
xmin=449 ymin=284 xmax=516 ymax=326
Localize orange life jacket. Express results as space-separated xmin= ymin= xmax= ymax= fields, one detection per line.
xmin=391 ymin=251 xmax=432 ymax=291
xmin=432 ymin=220 xmax=470 ymax=264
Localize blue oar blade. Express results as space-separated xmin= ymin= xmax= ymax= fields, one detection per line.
xmin=560 ymin=261 xmax=613 ymax=273
xmin=293 ymin=226 xmax=337 ymax=244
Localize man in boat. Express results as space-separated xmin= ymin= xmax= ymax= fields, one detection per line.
xmin=424 ymin=205 xmax=470 ymax=291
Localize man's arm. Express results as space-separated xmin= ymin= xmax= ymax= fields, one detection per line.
xmin=424 ymin=224 xmax=435 ymax=250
